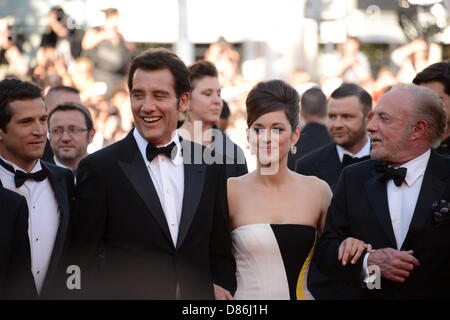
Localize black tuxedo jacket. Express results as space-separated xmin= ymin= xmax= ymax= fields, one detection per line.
xmin=316 ymin=151 xmax=450 ymax=299
xmin=38 ymin=162 xmax=74 ymax=298
xmin=42 ymin=139 xmax=55 ymax=163
xmin=288 ymin=122 xmax=331 ymax=170
xmin=0 ymin=162 xmax=73 ymax=299
xmin=295 ymin=142 xmax=360 ymax=299
xmin=0 ymin=186 xmax=37 ymax=299
xmin=69 ymin=131 xmax=236 ymax=299
xmin=295 ymin=142 xmax=342 ymax=190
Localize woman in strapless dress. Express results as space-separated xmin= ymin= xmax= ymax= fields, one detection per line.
xmin=227 ymin=80 xmax=332 ymax=300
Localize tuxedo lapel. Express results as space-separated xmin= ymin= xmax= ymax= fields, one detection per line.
xmin=177 ymin=140 xmax=206 ymax=249
xmin=364 ymin=168 xmax=397 ymax=248
xmin=403 ymin=152 xmax=450 ymax=247
xmin=117 ymin=134 xmax=173 ymax=246
xmin=316 ymin=144 xmax=341 ymax=189
xmin=40 ymin=162 xmax=71 ymax=293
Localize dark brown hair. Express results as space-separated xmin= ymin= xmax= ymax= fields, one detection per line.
xmin=188 ymin=60 xmax=218 ymax=91
xmin=0 ymin=78 xmax=42 ymax=132
xmin=246 ymin=80 xmax=299 ymax=131
xmin=128 ymin=48 xmax=190 ymax=99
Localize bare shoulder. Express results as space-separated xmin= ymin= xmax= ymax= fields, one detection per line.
xmin=292 ymin=172 xmax=332 ymax=199
xmin=227 ymin=172 xmax=254 ymax=193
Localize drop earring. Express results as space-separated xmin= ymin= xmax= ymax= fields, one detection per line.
xmin=290 ymin=144 xmax=297 ymax=155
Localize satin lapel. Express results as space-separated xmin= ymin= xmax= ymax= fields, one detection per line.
xmin=40 ymin=162 xmax=71 ymax=292
xmin=316 ymin=144 xmax=341 ymax=189
xmin=364 ymin=171 xmax=397 ymax=248
xmin=403 ymin=152 xmax=449 ymax=247
xmin=176 ymin=140 xmax=206 ymax=249
xmin=117 ymin=137 xmax=173 ymax=246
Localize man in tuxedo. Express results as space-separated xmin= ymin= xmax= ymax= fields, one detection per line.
xmin=0 ymin=186 xmax=37 ymax=299
xmin=287 ymin=87 xmax=330 ymax=170
xmin=295 ymin=83 xmax=372 ymax=300
xmin=70 ymin=48 xmax=236 ymax=299
xmin=42 ymin=86 xmax=82 ymax=163
xmin=413 ymin=61 xmax=450 ymax=155
xmin=0 ymin=79 xmax=74 ymax=299
xmin=295 ymin=83 xmax=372 ymax=190
xmin=316 ymin=85 xmax=450 ymax=299
xmin=48 ymin=102 xmax=95 ymax=176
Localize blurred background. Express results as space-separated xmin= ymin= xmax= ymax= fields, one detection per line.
xmin=1 ymin=0 xmax=449 ymax=169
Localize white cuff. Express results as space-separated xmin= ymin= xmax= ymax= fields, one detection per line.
xmin=362 ymin=252 xmax=370 ymax=283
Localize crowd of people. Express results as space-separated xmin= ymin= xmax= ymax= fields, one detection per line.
xmin=1 ymin=5 xmax=450 ymax=301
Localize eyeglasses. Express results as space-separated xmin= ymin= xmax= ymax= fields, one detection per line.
xmin=49 ymin=127 xmax=89 ymax=137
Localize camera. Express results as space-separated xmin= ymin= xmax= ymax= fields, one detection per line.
xmin=51 ymin=6 xmax=68 ymax=25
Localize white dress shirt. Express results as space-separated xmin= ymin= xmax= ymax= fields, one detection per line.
xmin=363 ymin=149 xmax=431 ymax=281
xmin=336 ymin=136 xmax=371 ymax=163
xmin=133 ymin=129 xmax=184 ymax=247
xmin=0 ymin=157 xmax=60 ymax=294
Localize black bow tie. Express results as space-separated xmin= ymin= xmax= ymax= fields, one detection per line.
xmin=146 ymin=141 xmax=178 ymax=163
xmin=0 ymin=157 xmax=48 ymax=188
xmin=374 ymin=162 xmax=407 ymax=187
xmin=342 ymin=154 xmax=370 ymax=168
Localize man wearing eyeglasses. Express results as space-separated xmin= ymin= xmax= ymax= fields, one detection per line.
xmin=48 ymin=102 xmax=95 ymax=176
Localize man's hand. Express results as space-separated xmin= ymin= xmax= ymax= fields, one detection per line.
xmin=338 ymin=237 xmax=373 ymax=266
xmin=368 ymin=248 xmax=420 ymax=283
xmin=213 ymin=284 xmax=234 ymax=300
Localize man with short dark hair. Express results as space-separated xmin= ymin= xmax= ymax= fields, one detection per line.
xmin=70 ymin=48 xmax=236 ymax=300
xmin=413 ymin=61 xmax=450 ymax=155
xmin=287 ymin=87 xmax=330 ymax=170
xmin=316 ymin=85 xmax=450 ymax=299
xmin=48 ymin=102 xmax=95 ymax=174
xmin=43 ymin=86 xmax=82 ymax=163
xmin=296 ymin=83 xmax=372 ymax=190
xmin=0 ymin=78 xmax=74 ymax=298
xmin=295 ymin=83 xmax=372 ymax=300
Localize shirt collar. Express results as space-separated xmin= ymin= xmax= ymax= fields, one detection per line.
xmin=336 ymin=136 xmax=371 ymax=162
xmin=394 ymin=149 xmax=431 ymax=187
xmin=0 ymin=156 xmax=42 ymax=174
xmin=133 ymin=128 xmax=183 ymax=166
xmin=53 ymin=156 xmax=71 ymax=170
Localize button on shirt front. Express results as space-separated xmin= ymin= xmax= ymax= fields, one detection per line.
xmin=0 ymin=157 xmax=60 ymax=294
xmin=133 ymin=129 xmax=184 ymax=247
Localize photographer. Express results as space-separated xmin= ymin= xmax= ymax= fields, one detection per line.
xmin=82 ymin=8 xmax=133 ymax=98
xmin=40 ymin=6 xmax=84 ymax=64
xmin=0 ymin=18 xmax=28 ymax=79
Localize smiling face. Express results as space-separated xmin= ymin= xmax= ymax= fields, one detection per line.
xmin=248 ymin=110 xmax=299 ymax=166
xmin=0 ymin=98 xmax=47 ymax=170
xmin=188 ymin=76 xmax=222 ymax=125
xmin=130 ymin=68 xmax=189 ymax=146
xmin=367 ymin=90 xmax=414 ymax=163
xmin=327 ymin=96 xmax=368 ymax=152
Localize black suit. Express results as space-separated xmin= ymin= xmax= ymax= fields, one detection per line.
xmin=69 ymin=131 xmax=236 ymax=299
xmin=295 ymin=142 xmax=360 ymax=299
xmin=0 ymin=186 xmax=37 ymax=299
xmin=436 ymin=136 xmax=450 ymax=156
xmin=288 ymin=122 xmax=331 ymax=170
xmin=295 ymin=142 xmax=341 ymax=190
xmin=39 ymin=162 xmax=74 ymax=298
xmin=42 ymin=139 xmax=55 ymax=163
xmin=316 ymin=151 xmax=450 ymax=299
xmin=209 ymin=130 xmax=248 ymax=179
xmin=0 ymin=161 xmax=74 ymax=299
